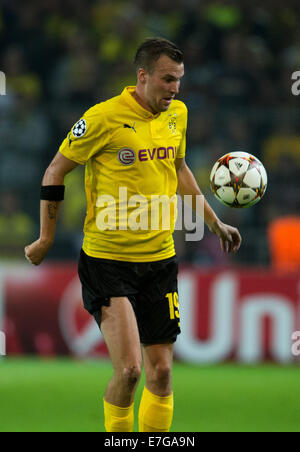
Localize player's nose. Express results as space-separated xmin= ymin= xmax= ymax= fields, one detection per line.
xmin=170 ymin=81 xmax=180 ymax=96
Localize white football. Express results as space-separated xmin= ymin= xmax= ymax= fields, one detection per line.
xmin=210 ymin=152 xmax=267 ymax=208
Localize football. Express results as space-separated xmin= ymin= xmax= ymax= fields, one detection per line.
xmin=210 ymin=151 xmax=268 ymax=208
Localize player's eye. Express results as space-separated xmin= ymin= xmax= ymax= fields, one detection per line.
xmin=164 ymin=77 xmax=175 ymax=83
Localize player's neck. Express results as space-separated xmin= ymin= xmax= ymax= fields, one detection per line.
xmin=131 ymin=87 xmax=157 ymax=115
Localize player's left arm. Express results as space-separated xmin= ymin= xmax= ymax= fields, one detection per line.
xmin=175 ymin=157 xmax=242 ymax=253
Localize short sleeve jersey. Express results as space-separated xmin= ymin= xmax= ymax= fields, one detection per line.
xmin=59 ymin=86 xmax=188 ymax=262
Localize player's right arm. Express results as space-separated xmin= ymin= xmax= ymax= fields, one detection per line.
xmin=25 ymin=152 xmax=78 ymax=266
xmin=25 ymin=105 xmax=110 ymax=265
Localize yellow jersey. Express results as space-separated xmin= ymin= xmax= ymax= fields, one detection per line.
xmin=59 ymin=86 xmax=188 ymax=262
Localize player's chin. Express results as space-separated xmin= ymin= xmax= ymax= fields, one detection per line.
xmin=159 ymin=102 xmax=171 ymax=112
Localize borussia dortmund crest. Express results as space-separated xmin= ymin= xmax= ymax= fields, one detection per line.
xmin=168 ymin=113 xmax=177 ymax=134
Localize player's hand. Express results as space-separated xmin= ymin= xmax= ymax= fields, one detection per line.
xmin=24 ymin=238 xmax=53 ymax=266
xmin=210 ymin=220 xmax=242 ymax=254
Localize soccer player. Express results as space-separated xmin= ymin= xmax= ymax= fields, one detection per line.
xmin=25 ymin=38 xmax=241 ymax=432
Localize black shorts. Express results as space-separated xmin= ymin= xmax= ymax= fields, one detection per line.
xmin=78 ymin=249 xmax=181 ymax=344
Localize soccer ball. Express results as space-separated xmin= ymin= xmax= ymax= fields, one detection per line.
xmin=210 ymin=151 xmax=268 ymax=208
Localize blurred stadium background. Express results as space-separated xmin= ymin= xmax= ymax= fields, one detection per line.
xmin=0 ymin=0 xmax=300 ymax=432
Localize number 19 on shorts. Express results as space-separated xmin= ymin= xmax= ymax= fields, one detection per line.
xmin=166 ymin=292 xmax=180 ymax=327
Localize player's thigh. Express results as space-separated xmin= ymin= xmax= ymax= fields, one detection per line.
xmin=100 ymin=297 xmax=142 ymax=372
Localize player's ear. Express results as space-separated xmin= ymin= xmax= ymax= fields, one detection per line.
xmin=137 ymin=68 xmax=148 ymax=84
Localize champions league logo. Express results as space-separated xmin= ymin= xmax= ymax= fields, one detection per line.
xmin=72 ymin=119 xmax=87 ymax=138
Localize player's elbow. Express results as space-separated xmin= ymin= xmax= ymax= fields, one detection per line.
xmin=43 ymin=152 xmax=78 ymax=186
xmin=43 ymin=163 xmax=65 ymax=186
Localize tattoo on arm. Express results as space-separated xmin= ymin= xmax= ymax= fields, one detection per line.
xmin=48 ymin=202 xmax=58 ymax=220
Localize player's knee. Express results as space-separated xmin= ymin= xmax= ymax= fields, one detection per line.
xmin=150 ymin=364 xmax=172 ymax=388
xmin=121 ymin=364 xmax=142 ymax=390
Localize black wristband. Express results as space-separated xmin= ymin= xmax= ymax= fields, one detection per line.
xmin=40 ymin=185 xmax=65 ymax=201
